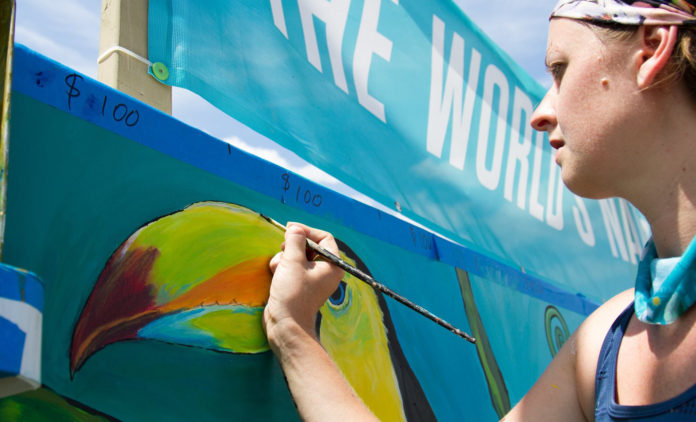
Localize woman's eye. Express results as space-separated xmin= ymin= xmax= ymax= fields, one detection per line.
xmin=329 ymin=281 xmax=347 ymax=306
xmin=549 ymin=63 xmax=566 ymax=82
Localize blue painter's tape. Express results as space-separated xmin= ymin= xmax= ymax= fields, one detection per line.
xmin=0 ymin=266 xmax=20 ymax=302
xmin=11 ymin=44 xmax=600 ymax=316
xmin=0 ymin=263 xmax=44 ymax=312
xmin=0 ymin=316 xmax=26 ymax=375
xmin=11 ymin=44 xmax=445 ymax=262
xmin=23 ymin=272 xmax=44 ymax=312
xmin=434 ymin=234 xmax=600 ymax=315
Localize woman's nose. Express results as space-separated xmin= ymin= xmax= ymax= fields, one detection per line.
xmin=530 ymin=89 xmax=557 ymax=132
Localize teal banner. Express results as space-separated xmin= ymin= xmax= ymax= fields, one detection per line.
xmin=148 ymin=0 xmax=649 ymax=302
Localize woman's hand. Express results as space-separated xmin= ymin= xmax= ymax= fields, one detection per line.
xmin=263 ymin=223 xmax=345 ymax=343
xmin=262 ymin=223 xmax=376 ymax=421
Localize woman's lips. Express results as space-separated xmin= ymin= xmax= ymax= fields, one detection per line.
xmin=549 ymin=139 xmax=564 ymax=164
xmin=549 ymin=139 xmax=564 ymax=150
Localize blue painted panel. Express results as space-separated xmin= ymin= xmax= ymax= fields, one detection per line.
xmin=0 ymin=316 xmax=25 ymax=376
xmin=0 ymin=263 xmax=43 ymax=312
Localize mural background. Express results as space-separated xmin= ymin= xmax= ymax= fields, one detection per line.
xmin=0 ymin=46 xmax=593 ymax=420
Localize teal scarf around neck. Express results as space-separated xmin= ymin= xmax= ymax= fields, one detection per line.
xmin=635 ymin=236 xmax=696 ymax=325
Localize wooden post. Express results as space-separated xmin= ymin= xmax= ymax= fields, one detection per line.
xmin=98 ymin=0 xmax=171 ymax=114
xmin=0 ymin=0 xmax=15 ymax=260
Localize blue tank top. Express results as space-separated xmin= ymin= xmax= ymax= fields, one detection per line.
xmin=595 ymin=303 xmax=696 ymax=421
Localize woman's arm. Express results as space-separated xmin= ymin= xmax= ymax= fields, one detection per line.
xmin=502 ymin=330 xmax=587 ymax=422
xmin=263 ymin=223 xmax=378 ymax=421
xmin=502 ymin=289 xmax=634 ymax=422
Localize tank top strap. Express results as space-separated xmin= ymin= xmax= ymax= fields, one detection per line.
xmin=594 ymin=302 xmax=634 ymax=420
xmin=594 ymin=302 xmax=696 ymax=421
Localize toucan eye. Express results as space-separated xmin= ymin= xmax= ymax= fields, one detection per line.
xmin=329 ymin=281 xmax=347 ymax=306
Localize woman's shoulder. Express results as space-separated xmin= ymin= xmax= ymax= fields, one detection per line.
xmin=572 ymin=288 xmax=634 ymax=417
xmin=575 ymin=288 xmax=634 ymax=353
xmin=502 ymin=289 xmax=634 ymax=421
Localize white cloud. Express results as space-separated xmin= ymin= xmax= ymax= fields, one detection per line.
xmin=17 ymin=0 xmax=99 ymax=43
xmin=15 ymin=0 xmax=99 ymax=77
xmin=15 ymin=23 xmax=97 ymax=77
xmin=223 ymin=136 xmax=339 ymax=187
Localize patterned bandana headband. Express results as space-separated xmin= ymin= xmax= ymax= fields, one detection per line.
xmin=551 ymin=0 xmax=696 ymax=26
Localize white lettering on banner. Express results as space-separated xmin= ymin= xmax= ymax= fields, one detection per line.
xmin=573 ymin=196 xmax=596 ymax=246
xmin=546 ymin=151 xmax=564 ymax=230
xmin=600 ymin=198 xmax=630 ymax=262
xmin=449 ymin=48 xmax=480 ymax=170
xmin=427 ymin=14 xmax=570 ymax=232
xmin=271 ymin=0 xmax=396 ymax=121
xmin=353 ymin=0 xmax=397 ymax=122
xmin=620 ymin=199 xmax=643 ymax=264
xmin=426 ymin=15 xmax=481 ymax=169
xmin=504 ymin=87 xmax=534 ymax=210
xmin=269 ymin=7 xmax=643 ymax=261
xmin=529 ymin=130 xmax=546 ymax=222
xmin=476 ymin=64 xmax=509 ymax=191
xmin=270 ymin=0 xmax=289 ymax=38
xmin=297 ymin=0 xmax=351 ymax=92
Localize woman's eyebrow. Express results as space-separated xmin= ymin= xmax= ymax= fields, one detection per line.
xmin=544 ymin=46 xmax=561 ymax=69
xmin=544 ymin=57 xmax=555 ymax=72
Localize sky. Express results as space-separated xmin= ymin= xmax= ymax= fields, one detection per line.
xmin=15 ymin=0 xmax=556 ymax=209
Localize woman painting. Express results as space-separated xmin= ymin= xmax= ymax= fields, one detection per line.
xmin=263 ymin=1 xmax=696 ymax=420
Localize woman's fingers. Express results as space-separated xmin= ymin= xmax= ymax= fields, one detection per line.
xmin=287 ymin=222 xmax=340 ymax=255
xmin=265 ymin=222 xmax=345 ymax=336
xmin=282 ymin=224 xmax=310 ymax=262
xmin=269 ymin=251 xmax=282 ymax=273
xmin=285 ymin=223 xmax=343 ymax=281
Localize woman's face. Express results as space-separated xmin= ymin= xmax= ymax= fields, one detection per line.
xmin=531 ymin=18 xmax=653 ymax=200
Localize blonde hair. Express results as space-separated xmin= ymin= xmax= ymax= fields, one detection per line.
xmin=674 ymin=28 xmax=696 ymax=101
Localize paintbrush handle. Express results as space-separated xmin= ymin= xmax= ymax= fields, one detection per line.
xmin=306 ymin=238 xmax=476 ymax=344
xmin=264 ymin=216 xmax=475 ymax=343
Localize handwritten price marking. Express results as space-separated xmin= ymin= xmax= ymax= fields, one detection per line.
xmin=64 ymin=73 xmax=83 ymax=111
xmin=410 ymin=227 xmax=433 ymax=251
xmin=282 ymin=173 xmax=322 ymax=208
xmin=64 ymin=73 xmax=140 ymax=128
xmin=106 ymin=100 xmax=140 ymax=127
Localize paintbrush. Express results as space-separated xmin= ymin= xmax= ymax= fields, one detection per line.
xmin=264 ymin=217 xmax=476 ymax=344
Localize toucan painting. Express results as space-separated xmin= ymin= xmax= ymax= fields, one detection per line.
xmin=67 ymin=202 xmax=435 ymax=421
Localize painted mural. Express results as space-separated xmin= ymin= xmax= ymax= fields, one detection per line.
xmin=66 ymin=201 xmax=434 ymax=420
xmin=0 ymin=201 xmax=508 ymax=420
xmin=0 ymin=41 xmax=624 ymax=421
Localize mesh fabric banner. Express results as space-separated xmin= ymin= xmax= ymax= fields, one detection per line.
xmin=147 ymin=0 xmax=648 ymax=301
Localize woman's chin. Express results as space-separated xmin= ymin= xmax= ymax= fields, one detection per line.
xmin=561 ymin=171 xmax=613 ymax=200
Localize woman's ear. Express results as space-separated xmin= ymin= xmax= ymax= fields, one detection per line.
xmin=636 ymin=25 xmax=679 ymax=88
